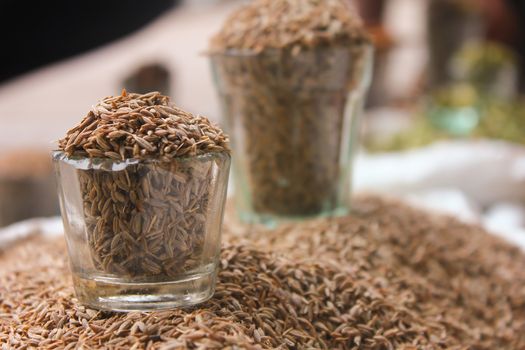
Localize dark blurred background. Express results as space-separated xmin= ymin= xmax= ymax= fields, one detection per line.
xmin=0 ymin=0 xmax=179 ymax=82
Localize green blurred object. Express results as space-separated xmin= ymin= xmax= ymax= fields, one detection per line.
xmin=366 ymin=97 xmax=525 ymax=152
xmin=475 ymin=101 xmax=525 ymax=143
xmin=427 ymin=84 xmax=480 ymax=136
xmin=427 ymin=106 xmax=480 ymax=136
xmin=366 ymin=48 xmax=524 ymax=153
xmin=452 ymin=42 xmax=517 ymax=99
xmin=431 ymin=83 xmax=478 ymax=107
xmin=366 ymin=118 xmax=448 ymax=153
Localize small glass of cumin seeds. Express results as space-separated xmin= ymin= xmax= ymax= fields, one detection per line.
xmin=53 ymin=151 xmax=230 ymax=311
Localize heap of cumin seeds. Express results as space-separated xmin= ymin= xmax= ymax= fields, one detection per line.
xmin=59 ymin=90 xmax=229 ymax=161
xmin=210 ymin=0 xmax=369 ymax=53
xmin=2 ymin=238 xmax=436 ymax=349
xmin=2 ymin=196 xmax=524 ymax=349
xmin=57 ymin=91 xmax=230 ymax=278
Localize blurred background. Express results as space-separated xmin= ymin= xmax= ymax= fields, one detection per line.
xmin=0 ymin=0 xmax=524 ymax=247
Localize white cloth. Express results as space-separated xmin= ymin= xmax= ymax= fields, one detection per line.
xmin=355 ymin=139 xmax=525 ymax=251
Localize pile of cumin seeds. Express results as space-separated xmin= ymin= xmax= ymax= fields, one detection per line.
xmin=210 ymin=0 xmax=371 ymax=218
xmin=58 ymin=90 xmax=229 ymax=160
xmin=57 ymin=91 xmax=230 ymax=278
xmin=2 ymin=196 xmax=525 ymax=349
xmin=229 ymin=196 xmax=525 ymax=349
xmin=209 ymin=0 xmax=369 ymax=53
xmin=1 ymin=238 xmax=437 ymax=349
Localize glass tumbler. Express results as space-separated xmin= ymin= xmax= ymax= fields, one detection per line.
xmin=53 ymin=151 xmax=230 ymax=311
xmin=210 ymin=45 xmax=373 ymax=224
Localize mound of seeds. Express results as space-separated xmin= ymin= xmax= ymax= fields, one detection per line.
xmin=210 ymin=0 xmax=369 ymax=53
xmin=58 ymin=90 xmax=229 ymax=160
xmin=210 ymin=0 xmax=371 ymax=218
xmin=56 ymin=91 xmax=230 ymax=278
xmin=1 ymin=196 xmax=525 ymax=349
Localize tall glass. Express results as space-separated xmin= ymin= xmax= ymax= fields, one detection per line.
xmin=53 ymin=151 xmax=230 ymax=311
xmin=427 ymin=0 xmax=483 ymax=89
xmin=210 ymin=45 xmax=373 ymax=224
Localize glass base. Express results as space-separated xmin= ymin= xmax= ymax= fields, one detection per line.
xmin=72 ymin=268 xmax=217 ymax=312
xmin=238 ymin=206 xmax=349 ymax=228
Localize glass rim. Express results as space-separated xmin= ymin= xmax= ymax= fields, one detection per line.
xmin=52 ymin=150 xmax=231 ymax=168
